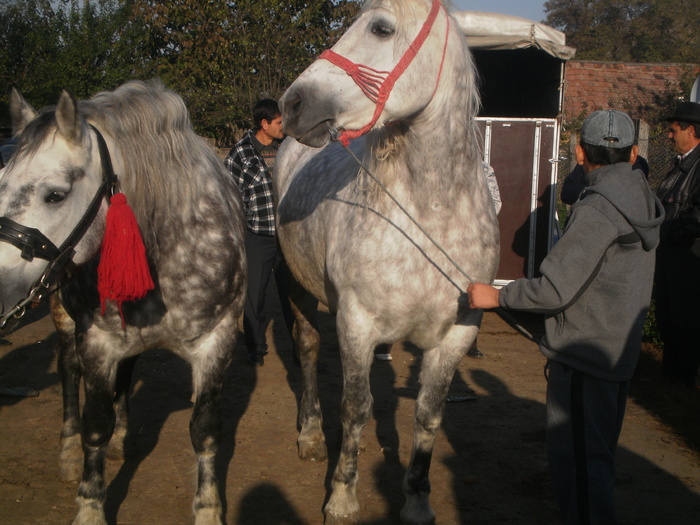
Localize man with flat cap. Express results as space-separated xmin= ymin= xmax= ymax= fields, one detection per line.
xmin=655 ymin=101 xmax=700 ymax=387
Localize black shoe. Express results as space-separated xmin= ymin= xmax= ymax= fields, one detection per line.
xmin=467 ymin=347 xmax=483 ymax=359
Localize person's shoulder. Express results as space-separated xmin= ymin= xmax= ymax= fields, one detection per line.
xmin=566 ymin=198 xmax=620 ymax=243
xmin=570 ymin=191 xmax=618 ymax=222
xmin=688 ymin=145 xmax=700 ymax=166
xmin=228 ymin=132 xmax=257 ymax=156
xmin=235 ymin=130 xmax=255 ymax=147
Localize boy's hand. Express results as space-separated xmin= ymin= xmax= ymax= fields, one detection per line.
xmin=467 ymin=283 xmax=500 ymax=309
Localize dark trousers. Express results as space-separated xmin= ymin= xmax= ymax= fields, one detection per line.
xmin=243 ymin=231 xmax=294 ymax=355
xmin=546 ymin=360 xmax=627 ymax=525
xmin=655 ymin=247 xmax=700 ymax=386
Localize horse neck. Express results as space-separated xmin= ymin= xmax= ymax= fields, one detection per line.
xmin=378 ymin=56 xmax=480 ymax=205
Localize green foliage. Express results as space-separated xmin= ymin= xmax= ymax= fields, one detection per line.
xmin=0 ymin=0 xmax=361 ymax=143
xmin=0 ymin=0 xmax=148 ymax=131
xmin=642 ymin=297 xmax=663 ymax=347
xmin=129 ymin=0 xmax=360 ymax=143
xmin=544 ymin=0 xmax=700 ymax=64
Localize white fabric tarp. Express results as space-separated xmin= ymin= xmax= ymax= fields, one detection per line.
xmin=452 ymin=11 xmax=576 ymax=61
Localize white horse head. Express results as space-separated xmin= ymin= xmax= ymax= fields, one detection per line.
xmin=0 ymin=89 xmax=108 ymax=314
xmin=281 ymin=0 xmax=463 ymax=147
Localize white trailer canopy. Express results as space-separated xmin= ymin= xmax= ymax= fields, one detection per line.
xmin=452 ymin=11 xmax=576 ymax=60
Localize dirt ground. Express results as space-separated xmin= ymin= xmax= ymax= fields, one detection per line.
xmin=1 ymin=289 xmax=699 ymax=525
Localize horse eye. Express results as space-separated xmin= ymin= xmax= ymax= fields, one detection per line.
xmin=371 ymin=21 xmax=394 ymax=37
xmin=45 ymin=191 xmax=67 ymax=204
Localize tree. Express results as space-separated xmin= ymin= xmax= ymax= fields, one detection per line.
xmin=129 ymin=0 xmax=360 ymax=143
xmin=0 ymin=0 xmax=360 ymax=142
xmin=0 ymin=0 xmax=149 ymax=130
xmin=0 ymin=0 xmax=65 ymax=108
xmin=544 ymin=0 xmax=700 ymax=63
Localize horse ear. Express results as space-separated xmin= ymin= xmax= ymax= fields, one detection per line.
xmin=55 ymin=89 xmax=84 ymax=145
xmin=9 ymin=86 xmax=38 ymax=137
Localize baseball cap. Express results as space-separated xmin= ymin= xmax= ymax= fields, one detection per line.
xmin=580 ymin=110 xmax=635 ymax=149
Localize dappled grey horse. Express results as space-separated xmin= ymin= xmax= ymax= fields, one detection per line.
xmin=0 ymin=80 xmax=246 ymax=525
xmin=276 ymin=0 xmax=500 ymax=523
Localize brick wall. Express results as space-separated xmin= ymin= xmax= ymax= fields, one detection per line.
xmin=563 ymin=60 xmax=700 ymax=122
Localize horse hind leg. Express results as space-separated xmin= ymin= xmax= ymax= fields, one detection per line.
xmin=400 ymin=327 xmax=479 ymax=525
xmin=52 ymin=296 xmax=83 ymax=482
xmin=106 ymin=355 xmax=137 ymax=461
xmin=289 ymin=284 xmax=327 ymax=461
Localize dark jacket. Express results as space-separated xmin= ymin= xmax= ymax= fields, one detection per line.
xmin=500 ymin=163 xmax=664 ymax=381
xmin=656 ymin=145 xmax=700 ymax=255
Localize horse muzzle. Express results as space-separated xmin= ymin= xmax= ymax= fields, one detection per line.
xmin=280 ymin=86 xmax=339 ymax=148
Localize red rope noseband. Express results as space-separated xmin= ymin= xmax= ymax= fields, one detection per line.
xmin=320 ymin=0 xmax=448 ymax=146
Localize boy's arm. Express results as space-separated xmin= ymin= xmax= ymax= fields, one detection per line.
xmin=471 ymin=203 xmax=618 ymax=314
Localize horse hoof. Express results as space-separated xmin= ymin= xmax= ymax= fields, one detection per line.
xmin=72 ymin=502 xmax=107 ymax=525
xmin=298 ymin=438 xmax=328 ymax=462
xmin=324 ymin=511 xmax=359 ymax=525
xmin=59 ymin=459 xmax=82 ymax=483
xmin=105 ymin=425 xmax=128 ymax=461
xmin=400 ymin=500 xmax=436 ymax=525
xmin=193 ymin=507 xmax=224 ymax=525
xmin=106 ymin=437 xmax=126 ymax=461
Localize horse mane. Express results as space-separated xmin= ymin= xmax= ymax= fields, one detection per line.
xmin=79 ymin=80 xmax=232 ymax=257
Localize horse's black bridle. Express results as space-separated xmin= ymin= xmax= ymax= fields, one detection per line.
xmin=0 ymin=125 xmax=118 ymax=328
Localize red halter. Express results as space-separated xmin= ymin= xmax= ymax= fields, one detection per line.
xmin=319 ymin=0 xmax=449 ymax=146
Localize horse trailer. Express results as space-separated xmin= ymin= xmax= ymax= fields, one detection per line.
xmin=455 ymin=11 xmax=575 ymax=284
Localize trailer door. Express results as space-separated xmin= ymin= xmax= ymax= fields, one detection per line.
xmin=478 ymin=117 xmax=560 ymax=283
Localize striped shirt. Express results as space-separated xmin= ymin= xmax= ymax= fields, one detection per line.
xmin=225 ymin=130 xmax=278 ymax=236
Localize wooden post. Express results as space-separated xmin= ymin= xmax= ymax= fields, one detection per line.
xmin=568 ymin=131 xmax=578 ymax=175
xmin=636 ymin=119 xmax=649 ymax=159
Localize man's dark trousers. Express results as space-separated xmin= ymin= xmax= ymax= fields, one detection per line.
xmin=243 ymin=230 xmax=293 ymax=360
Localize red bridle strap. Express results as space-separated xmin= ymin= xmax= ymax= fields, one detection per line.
xmin=319 ymin=0 xmax=446 ymax=146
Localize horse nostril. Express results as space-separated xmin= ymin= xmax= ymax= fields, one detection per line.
xmin=283 ymin=90 xmax=303 ymax=117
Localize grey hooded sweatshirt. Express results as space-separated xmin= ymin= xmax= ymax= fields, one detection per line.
xmin=499 ymin=162 xmax=664 ymax=382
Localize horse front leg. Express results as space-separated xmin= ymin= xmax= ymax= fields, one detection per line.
xmin=324 ymin=314 xmax=374 ymax=525
xmin=289 ymin=285 xmax=326 ymax=461
xmin=189 ymin=344 xmax=233 ymax=525
xmin=73 ymin=361 xmax=116 ymax=525
xmin=400 ymin=324 xmax=479 ymax=525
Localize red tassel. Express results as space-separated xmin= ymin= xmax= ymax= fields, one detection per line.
xmin=97 ymin=193 xmax=154 ymax=321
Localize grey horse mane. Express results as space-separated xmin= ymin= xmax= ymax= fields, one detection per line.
xmin=80 ymin=80 xmax=228 ymax=256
